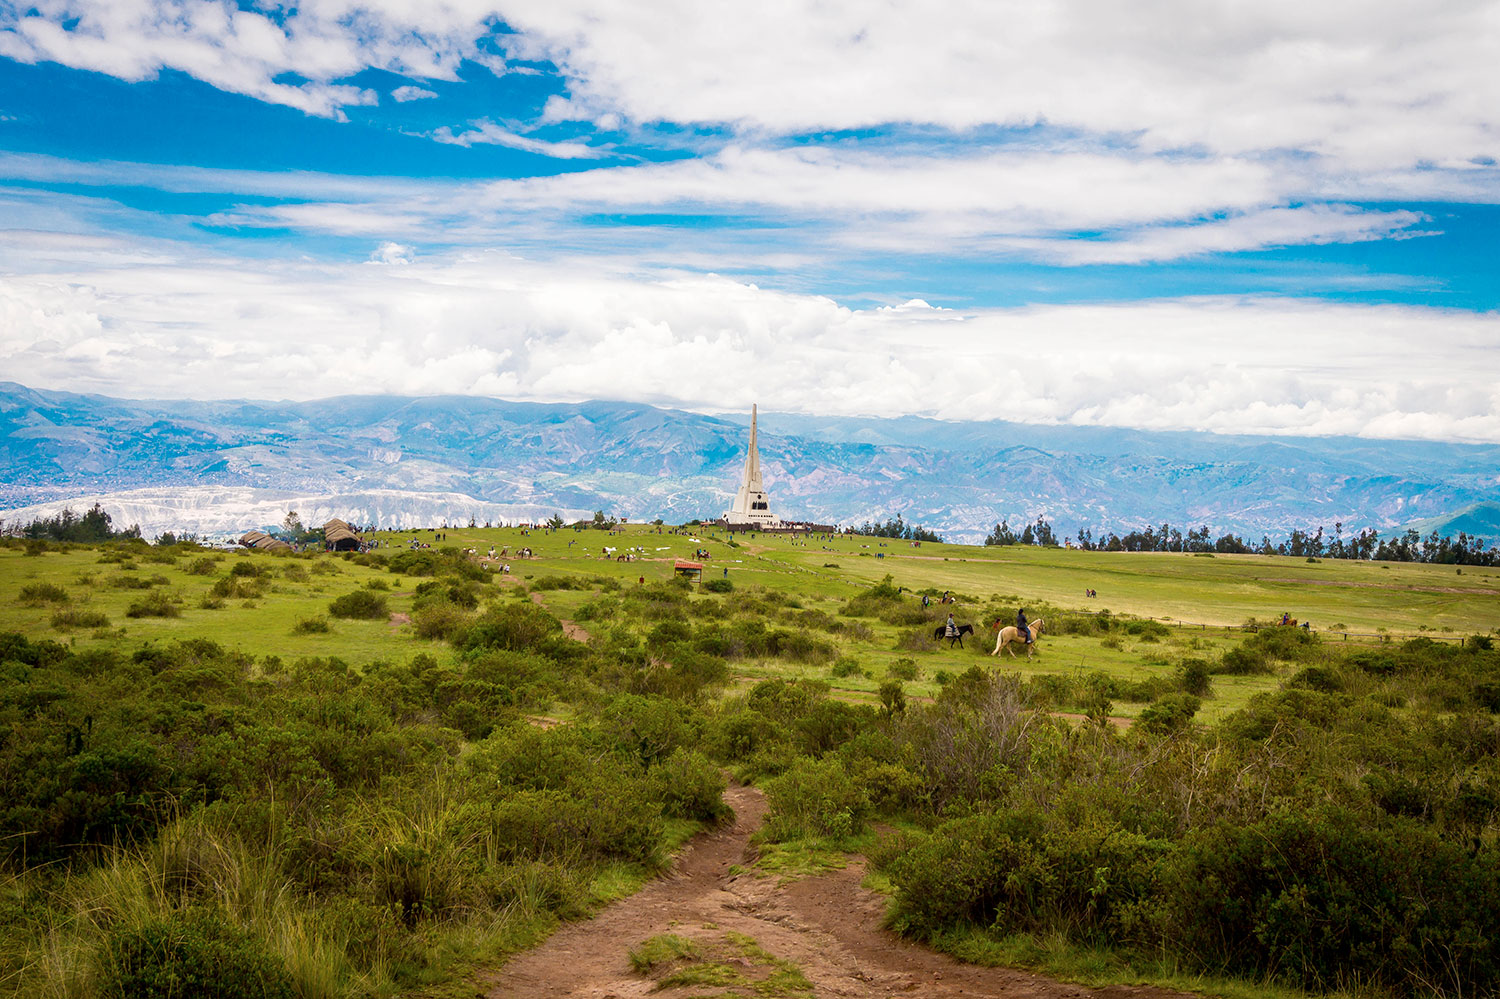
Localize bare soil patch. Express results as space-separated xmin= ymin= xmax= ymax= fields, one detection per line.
xmin=481 ymin=785 xmax=1193 ymax=999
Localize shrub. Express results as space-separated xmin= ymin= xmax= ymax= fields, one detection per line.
xmin=886 ymin=658 xmax=919 ymax=681
xmin=210 ymin=576 xmax=264 ymax=599
xmin=703 ymin=577 xmax=733 ymax=593
xmin=1215 ymin=646 xmax=1270 ymax=674
xmin=1178 ymin=658 xmax=1212 ymax=696
xmin=412 ymin=599 xmax=472 ymax=640
xmin=489 ymin=788 xmax=663 ymax=864
xmin=762 ymin=756 xmax=869 ymax=841
xmin=1137 ymin=693 xmax=1201 ymax=734
xmin=648 ymin=748 xmax=731 ymax=822
xmin=878 ymin=679 xmax=906 ymax=716
xmin=1159 ymin=809 xmax=1500 ymax=994
xmin=101 ymin=908 xmax=294 ymax=999
xmin=292 ymin=616 xmax=331 ymax=634
xmin=19 ymin=582 xmax=70 ymax=605
xmin=126 ymin=592 xmax=182 ymax=618
xmin=52 ymin=608 xmax=110 ymax=629
xmin=456 ymin=602 xmax=561 ymax=652
xmin=327 ymin=590 xmax=388 ymax=619
xmin=186 ymin=557 xmax=218 ymax=575
xmin=830 ymin=657 xmax=865 ymax=679
xmin=1124 ymin=619 xmax=1171 ymax=640
xmin=413 ymin=577 xmax=480 ymax=610
xmin=1290 ymin=665 xmax=1345 ymax=692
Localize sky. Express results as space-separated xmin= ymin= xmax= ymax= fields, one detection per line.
xmin=1 ymin=0 xmax=1499 ymax=442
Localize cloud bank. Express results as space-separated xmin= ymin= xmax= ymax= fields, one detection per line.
xmin=3 ymin=247 xmax=1497 ymax=442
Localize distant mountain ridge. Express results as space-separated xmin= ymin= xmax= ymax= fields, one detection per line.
xmin=2 ymin=381 xmax=1497 ymax=544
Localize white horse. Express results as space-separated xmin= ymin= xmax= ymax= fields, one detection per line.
xmin=991 ymin=618 xmax=1045 ymax=658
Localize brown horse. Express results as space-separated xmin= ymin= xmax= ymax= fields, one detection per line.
xmin=991 ymin=618 xmax=1045 ymax=658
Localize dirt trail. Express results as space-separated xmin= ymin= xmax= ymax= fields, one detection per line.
xmin=482 ymin=786 xmax=1193 ymax=999
xmin=528 ymin=590 xmax=592 ymax=643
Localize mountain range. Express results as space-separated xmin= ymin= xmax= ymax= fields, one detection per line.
xmin=2 ymin=381 xmax=1497 ymax=545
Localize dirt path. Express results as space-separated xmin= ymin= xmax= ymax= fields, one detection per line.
xmin=528 ymin=590 xmax=593 ymax=642
xmin=482 ymin=786 xmax=1193 ymax=999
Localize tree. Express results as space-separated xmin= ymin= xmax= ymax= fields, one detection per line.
xmin=282 ymin=510 xmax=303 ymax=537
xmin=984 ymin=519 xmax=1017 ymax=546
xmin=547 ymin=514 xmax=565 ymax=530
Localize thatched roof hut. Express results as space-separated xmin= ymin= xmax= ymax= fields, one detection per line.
xmin=240 ymin=530 xmax=292 ymax=552
xmin=324 ymin=519 xmax=362 ymax=551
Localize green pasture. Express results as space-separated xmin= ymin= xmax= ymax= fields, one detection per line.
xmin=6 ymin=523 xmax=1492 ymax=729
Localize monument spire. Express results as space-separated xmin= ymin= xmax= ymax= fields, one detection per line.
xmin=724 ymin=402 xmax=780 ymax=528
xmin=743 ymin=404 xmax=761 ymax=492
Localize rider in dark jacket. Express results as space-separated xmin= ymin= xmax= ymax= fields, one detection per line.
xmin=1016 ymin=608 xmax=1031 ymax=644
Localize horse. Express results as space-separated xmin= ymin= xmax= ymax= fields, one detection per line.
xmin=990 ymin=618 xmax=1045 ymax=658
xmin=933 ymin=623 xmax=975 ymax=648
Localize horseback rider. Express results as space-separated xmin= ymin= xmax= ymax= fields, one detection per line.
xmin=945 ymin=612 xmax=957 ymax=639
xmin=1016 ymin=608 xmax=1031 ymax=644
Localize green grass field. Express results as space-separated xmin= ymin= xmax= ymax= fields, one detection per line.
xmin=4 ymin=525 xmax=1495 ymax=727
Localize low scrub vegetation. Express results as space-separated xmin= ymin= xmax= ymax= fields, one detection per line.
xmin=0 ymin=532 xmax=1495 ymax=999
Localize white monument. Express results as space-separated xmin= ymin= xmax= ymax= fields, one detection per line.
xmin=724 ymin=404 xmax=782 ymax=529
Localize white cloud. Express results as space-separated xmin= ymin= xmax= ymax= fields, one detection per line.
xmin=369 ymin=241 xmax=414 ymax=264
xmin=431 ymin=120 xmax=605 ymax=158
xmin=391 ymin=84 xmax=438 ymax=102
xmin=1 ymin=0 xmax=1497 ymax=181
xmin=78 ymin=145 xmax=1438 ymax=261
xmin=2 ymin=247 xmax=1497 ymax=443
xmin=499 ymin=0 xmax=1500 ymax=172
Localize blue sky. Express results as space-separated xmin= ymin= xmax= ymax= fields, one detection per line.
xmin=1 ymin=0 xmax=1498 ymax=442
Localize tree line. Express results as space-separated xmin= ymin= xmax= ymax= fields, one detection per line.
xmin=0 ymin=503 xmax=140 ymax=542
xmin=987 ymin=516 xmax=1499 ymax=566
xmin=845 ymin=514 xmax=943 ymax=543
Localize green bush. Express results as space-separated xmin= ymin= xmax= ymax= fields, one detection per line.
xmin=1178 ymin=658 xmax=1212 ymax=696
xmin=886 ymin=658 xmax=919 ymax=681
xmin=101 ymin=909 xmax=294 ymax=999
xmin=413 ymin=577 xmax=480 ymax=610
xmin=1137 ymin=693 xmax=1201 ymax=734
xmin=126 ymin=592 xmax=182 ymax=618
xmin=702 ymin=577 xmax=733 ymax=593
xmin=412 ymin=599 xmax=472 ymax=640
xmin=52 ymin=607 xmax=110 ymax=629
xmin=292 ymin=616 xmax=331 ymax=634
xmin=489 ymin=788 xmax=663 ymax=864
xmin=456 ymin=602 xmax=561 ymax=652
xmin=1159 ymin=809 xmax=1500 ymax=994
xmin=762 ymin=756 xmax=869 ymax=841
xmin=830 ymin=657 xmax=865 ymax=679
xmin=1124 ymin=619 xmax=1171 ymax=640
xmin=884 ymin=810 xmax=1167 ymax=946
xmin=210 ymin=576 xmax=264 ymax=599
xmin=648 ymin=747 xmax=731 ymax=822
xmin=327 ymin=590 xmax=388 ymax=619
xmin=1215 ymin=645 xmax=1270 ymax=674
xmin=19 ymin=582 xmax=70 ymax=605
